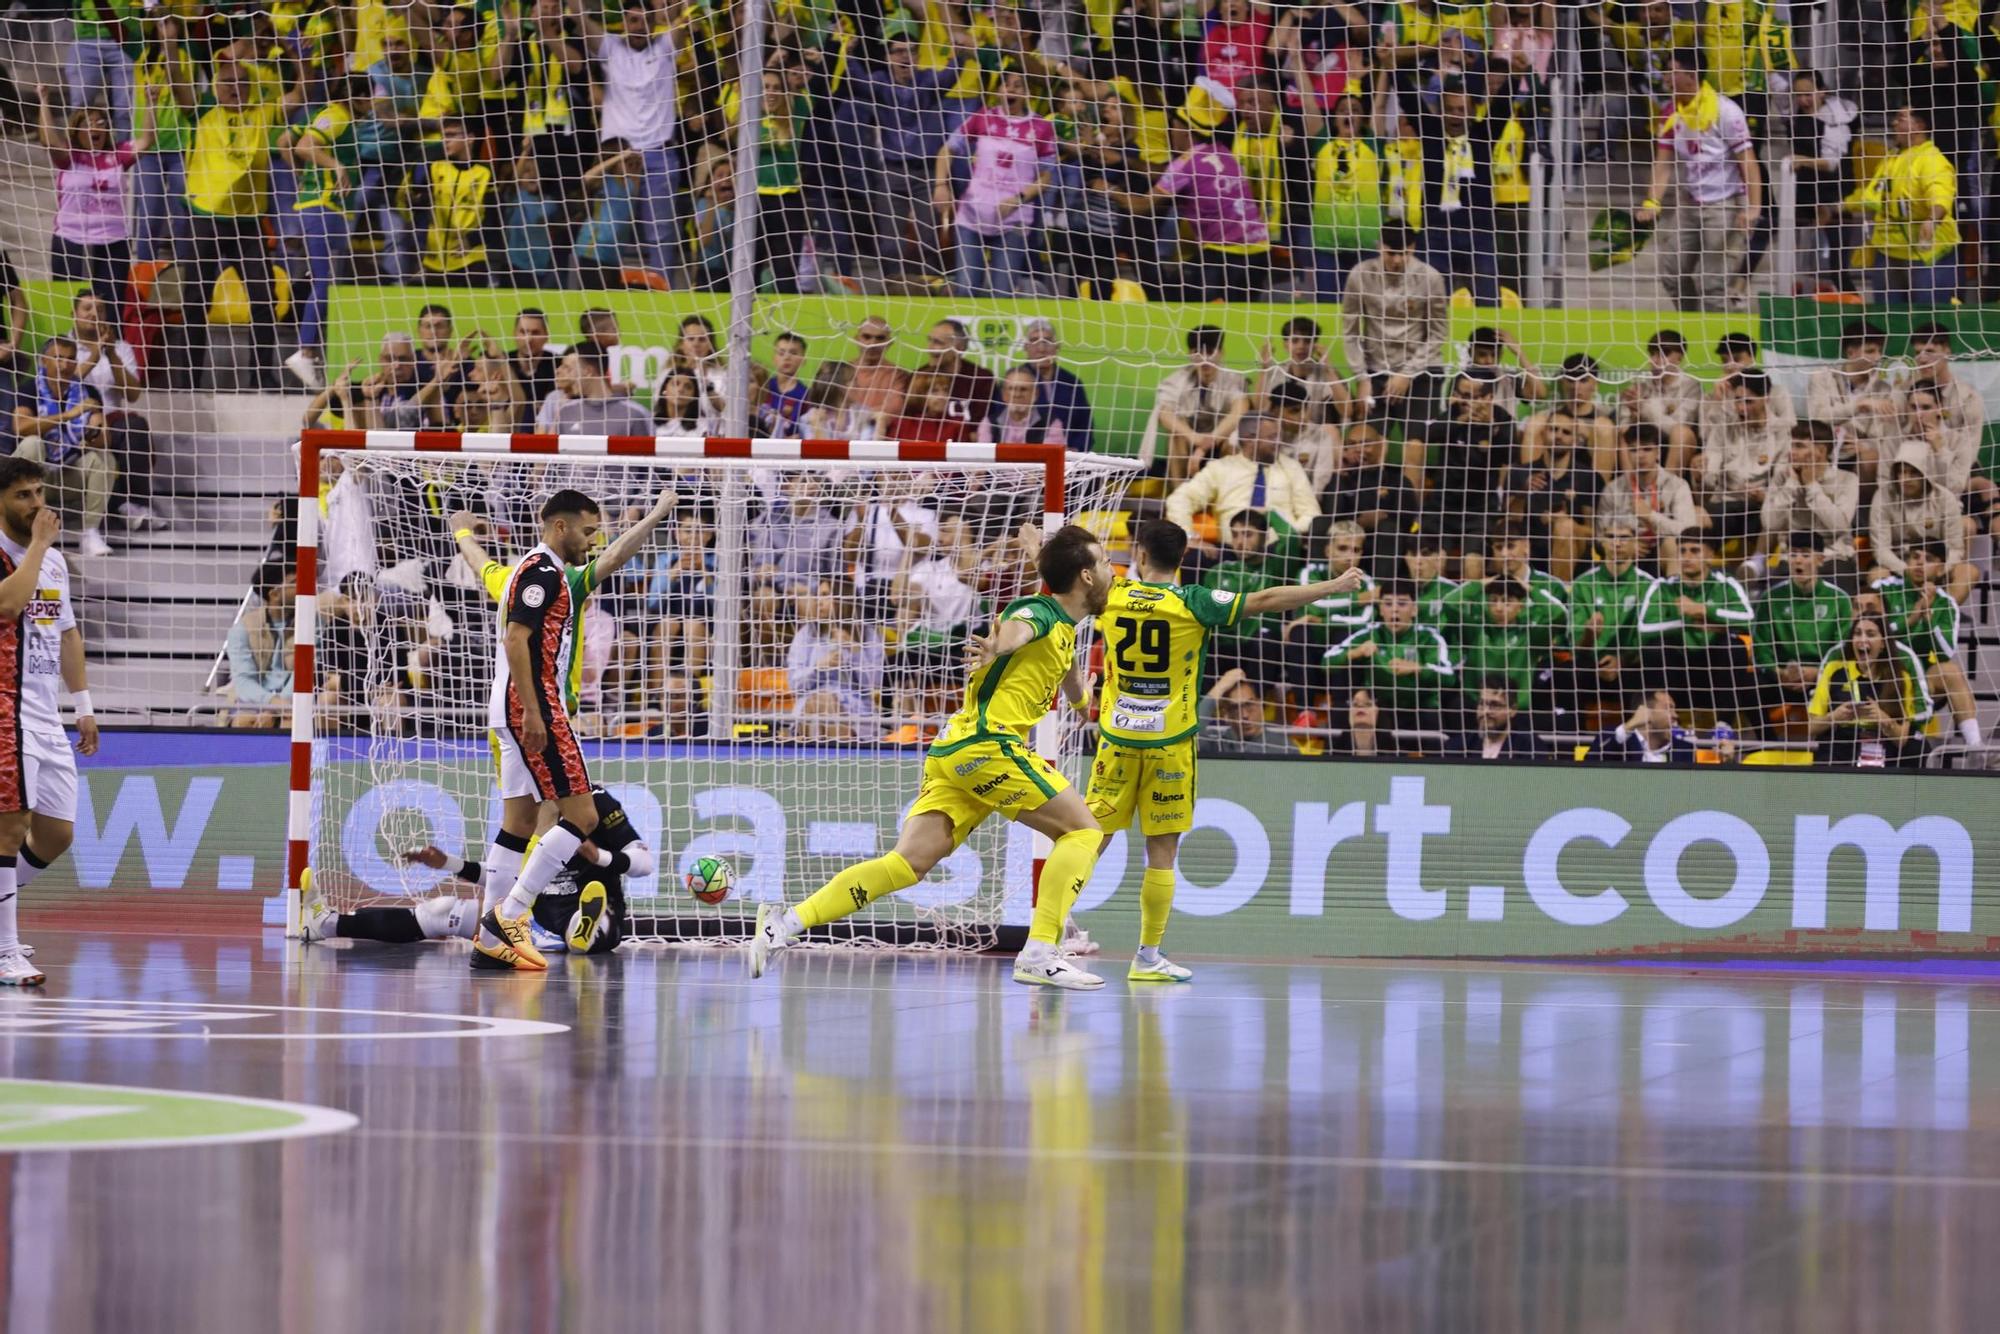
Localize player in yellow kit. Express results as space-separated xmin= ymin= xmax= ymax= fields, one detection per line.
xmin=750 ymin=525 xmax=1118 ymax=990
xmin=1090 ymin=519 xmax=1365 ymax=983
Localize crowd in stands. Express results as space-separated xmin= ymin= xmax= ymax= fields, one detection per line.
xmin=6 ymin=0 xmax=1994 ymax=401
xmin=217 ymin=283 xmax=1996 ymax=770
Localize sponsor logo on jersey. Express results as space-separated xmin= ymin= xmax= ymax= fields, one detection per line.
xmin=972 ymin=774 xmax=1015 ymax=797
xmin=1126 ymin=589 xmax=1165 ymax=605
xmin=954 ymin=757 xmax=992 ymax=777
xmin=521 ymin=582 xmax=548 ymax=609
xmin=1211 ymin=589 xmax=1236 ymax=605
xmin=1149 ymin=791 xmax=1185 ymax=805
xmin=1155 ymin=771 xmax=1186 ymax=782
xmin=26 ymin=591 xmax=60 ymax=624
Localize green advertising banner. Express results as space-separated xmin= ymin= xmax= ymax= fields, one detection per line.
xmin=49 ymin=736 xmax=2000 ymax=960
xmin=314 ymin=288 xmax=1750 ymax=460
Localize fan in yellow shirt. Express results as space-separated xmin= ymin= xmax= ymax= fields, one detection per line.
xmin=1088 ymin=520 xmax=1364 ymax=983
xmin=1845 ymin=102 xmax=1960 ymax=285
xmin=750 ymin=526 xmax=1119 ymax=990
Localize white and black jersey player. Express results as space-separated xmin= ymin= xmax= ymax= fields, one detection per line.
xmin=0 ymin=458 xmax=100 ymax=986
xmin=304 ymin=787 xmax=653 ymax=955
xmin=475 ymin=487 xmax=671 ymax=972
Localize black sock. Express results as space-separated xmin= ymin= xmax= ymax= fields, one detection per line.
xmin=338 ymin=908 xmax=427 ymax=945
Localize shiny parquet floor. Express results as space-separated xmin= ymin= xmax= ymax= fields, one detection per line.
xmin=3 ymin=929 xmax=1997 ymax=1333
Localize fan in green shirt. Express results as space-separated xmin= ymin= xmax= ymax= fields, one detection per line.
xmin=1402 ymin=536 xmax=1461 ymax=625
xmin=1866 ymin=540 xmax=1983 ymax=749
xmin=1636 ymin=537 xmax=1755 ymax=721
xmin=1323 ymin=582 xmax=1457 ymax=725
xmin=1753 ymin=531 xmax=1852 ymax=702
xmin=1456 ymin=579 xmax=1553 ymax=710
xmin=1568 ymin=518 xmax=1659 ymax=696
xmin=1282 ymin=520 xmax=1375 ymax=652
xmin=1202 ymin=510 xmax=1290 ymax=681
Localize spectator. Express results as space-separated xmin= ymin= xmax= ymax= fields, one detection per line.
xmin=1844 ymin=102 xmax=1959 ymax=305
xmin=1265 ymin=378 xmax=1338 ymax=492
xmin=1149 ymin=324 xmax=1248 ymax=484
xmin=1869 ymin=442 xmax=1969 ymax=591
xmin=656 ymin=315 xmax=730 ymax=424
xmin=281 ymin=75 xmax=369 ymax=390
xmin=520 ymin=0 xmax=589 ymax=186
xmin=888 ymin=513 xmax=979 ymax=740
xmin=1199 ymin=668 xmax=1296 ymax=756
xmin=1116 ymin=78 xmax=1275 ymax=301
xmin=735 ymin=63 xmax=815 ymax=293
xmin=415 ymin=118 xmax=498 ymax=284
xmin=1202 ymin=509 xmax=1290 ymax=685
xmin=1321 ymin=581 xmax=1455 ymax=733
xmin=845 ymin=317 xmax=911 ymax=425
xmin=805 ymin=361 xmax=881 ymax=441
xmin=854 ymin=28 xmax=966 ymax=285
xmin=1756 ymin=420 xmax=1859 ymax=581
xmin=1454 ymin=579 xmax=1552 ymax=715
xmin=12 ymin=337 xmax=115 ymax=557
xmin=37 ymin=89 xmax=142 ymax=324
xmin=1867 ymin=540 xmax=1981 ymax=751
xmin=1448 ymin=522 xmax=1571 ymax=628
xmin=1500 ymin=410 xmax=1598 ymax=582
xmin=1255 ymin=315 xmax=1350 ymax=428
xmin=573 ymin=142 xmax=643 ymax=286
xmin=1341 ymin=223 xmax=1450 ymax=429
xmin=1017 ymin=321 xmax=1095 ymax=453
xmin=509 ymin=309 xmax=558 ymax=411
xmin=1698 ymin=367 xmax=1786 ymax=550
xmin=1633 ymin=48 xmax=1759 ymax=313
xmin=1584 ymin=1 xmax=1698 ymax=161
xmin=184 ymin=57 xmax=298 ymax=378
xmin=786 ymin=580 xmax=884 ymax=737
xmin=1444 ymin=680 xmax=1549 ymax=759
xmin=576 ymin=0 xmax=691 ymax=277
xmin=69 ymin=0 xmax=138 ymax=135
xmin=853 ymin=470 xmax=939 ymax=599
xmin=1332 ymin=687 xmax=1386 ymax=757
xmin=1635 ymin=534 xmax=1754 ymax=722
xmin=1056 ymin=89 xmax=1152 ymax=299
xmin=70 ymin=292 xmax=157 ymax=532
xmin=1603 ymin=423 xmax=1703 ymax=554
xmin=1464 ymin=326 xmax=1547 ymax=420
xmin=887 ymin=372 xmax=965 ymax=445
xmin=458 ymin=355 xmax=527 ymax=432
xmin=1567 ymin=515 xmax=1657 ymax=710
xmin=748 ymin=473 xmax=851 ymax=640
xmin=755 ymin=332 xmax=810 ymax=439
xmin=413 ymin=304 xmax=471 ymax=412
xmin=355 ymin=333 xmax=425 ymax=432
xmin=1783 ymin=70 xmax=1857 ymax=291
xmin=1414 ymin=370 xmax=1519 ymax=547
xmin=1804 ymin=319 xmax=1897 ymax=481
xmin=653 ymin=368 xmax=717 ymax=435
xmin=223 ymin=560 xmax=295 ymax=728
xmin=1590 ymin=690 xmax=1697 ymax=763
xmin=1754 ymin=530 xmax=1853 ymax=719
xmin=978 ymin=367 xmax=1067 ymax=447
xmin=1712 ymin=331 xmax=1795 ymax=422
xmin=0 ymin=249 xmax=29 ymax=391
xmin=1325 ymin=422 xmax=1422 ymax=533
xmin=1523 ymin=354 xmax=1619 ymax=477
xmin=1806 ymin=614 xmax=1929 ymax=767
xmin=131 ymin=15 xmax=195 ymax=265
xmin=1167 ymin=413 xmax=1320 ymax=544
xmin=1410 ymin=78 xmax=1503 ymax=304
xmin=1403 ymin=535 xmax=1459 ymax=624
xmin=933 ymin=69 xmax=1055 ymax=298
xmin=552 ymin=347 xmax=652 ymax=437
xmin=1903 ymin=383 xmax=1993 ymax=544
xmin=687 ymin=147 xmax=735 ymax=292
xmin=1300 ymin=92 xmax=1384 ymax=296
xmin=1900 ymin=323 xmax=1987 ymax=500
xmin=917 ymin=320 xmax=996 ymax=431
xmin=1617 ymin=329 xmax=1703 ymax=475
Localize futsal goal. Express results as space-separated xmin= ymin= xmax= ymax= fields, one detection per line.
xmin=289 ymin=430 xmax=1142 ymax=950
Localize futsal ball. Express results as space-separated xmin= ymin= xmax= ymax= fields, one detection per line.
xmin=685 ymin=856 xmax=735 ymax=905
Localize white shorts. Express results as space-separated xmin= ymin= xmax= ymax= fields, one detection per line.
xmin=489 ymin=722 xmax=590 ymax=803
xmin=23 ymin=730 xmax=77 ymax=824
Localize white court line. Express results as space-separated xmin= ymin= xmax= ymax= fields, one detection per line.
xmin=350 ymin=1125 xmax=2000 ymax=1190
xmin=0 ymin=999 xmax=568 ymax=1041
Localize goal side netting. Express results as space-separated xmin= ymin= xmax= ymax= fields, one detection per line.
xmin=289 ymin=431 xmax=1140 ymax=950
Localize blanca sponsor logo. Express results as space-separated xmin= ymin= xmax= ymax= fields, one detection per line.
xmin=972 ymin=774 xmax=1014 ymax=797
xmin=1149 ymin=791 xmax=1186 ymax=805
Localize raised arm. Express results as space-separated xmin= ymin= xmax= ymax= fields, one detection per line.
xmin=0 ymin=509 xmax=57 ymax=618
xmin=1244 ymin=567 xmax=1367 ymax=615
xmin=593 ymin=489 xmax=674 ymax=580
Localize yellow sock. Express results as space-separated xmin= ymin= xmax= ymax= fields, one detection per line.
xmin=1029 ymin=828 xmax=1100 ymax=945
xmin=793 ymin=852 xmax=918 ymax=931
xmin=1139 ymin=867 xmax=1176 ymax=949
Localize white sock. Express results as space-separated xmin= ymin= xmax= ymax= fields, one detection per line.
xmin=779 ymin=909 xmax=803 ymax=940
xmin=482 ymin=839 xmax=526 ymax=913
xmin=417 ymin=896 xmax=477 ymax=941
xmin=15 ymin=849 xmax=44 ymax=892
xmin=1961 ymin=718 xmax=1984 ymax=748
xmin=1136 ymin=945 xmax=1162 ymax=966
xmin=504 ymin=822 xmax=584 ymax=917
xmin=0 ymin=857 xmax=19 ymax=954
xmin=1019 ymin=938 xmax=1053 ymax=965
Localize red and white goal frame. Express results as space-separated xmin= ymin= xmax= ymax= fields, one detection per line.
xmin=287 ymin=429 xmax=1089 ymax=936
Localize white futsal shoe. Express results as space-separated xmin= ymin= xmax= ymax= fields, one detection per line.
xmin=747 ymin=903 xmax=793 ymax=979
xmin=0 ymin=949 xmax=45 ymax=986
xmin=301 ymin=893 xmax=339 ymax=943
xmin=1012 ymin=943 xmax=1106 ymax=990
xmin=1059 ymin=920 xmax=1101 ymax=957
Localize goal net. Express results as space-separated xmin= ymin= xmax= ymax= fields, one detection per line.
xmin=293 ymin=431 xmax=1140 ymax=948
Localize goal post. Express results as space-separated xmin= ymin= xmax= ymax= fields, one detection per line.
xmin=289 ymin=429 xmax=1141 ymax=949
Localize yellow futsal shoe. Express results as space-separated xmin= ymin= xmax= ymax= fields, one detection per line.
xmin=472 ymin=907 xmax=548 ymax=971
xmin=1127 ymin=950 xmax=1193 ymax=983
xmin=566 ymin=881 xmax=608 ymax=954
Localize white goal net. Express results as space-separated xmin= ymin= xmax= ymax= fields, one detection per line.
xmin=298 ymin=434 xmax=1139 ymax=948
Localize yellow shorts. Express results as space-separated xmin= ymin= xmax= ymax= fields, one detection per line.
xmin=1086 ymin=738 xmax=1196 ymax=837
xmin=909 ymin=738 xmax=1071 ymax=848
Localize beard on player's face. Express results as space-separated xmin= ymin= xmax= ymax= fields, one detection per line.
xmin=0 ymin=484 xmax=41 ymax=542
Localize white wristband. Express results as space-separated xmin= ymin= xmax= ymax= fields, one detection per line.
xmin=590 ymin=846 xmax=615 ymax=868
xmin=70 ymin=691 xmax=94 ymax=719
xmin=442 ymin=853 xmax=467 ymax=878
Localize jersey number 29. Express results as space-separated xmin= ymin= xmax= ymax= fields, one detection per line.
xmin=1110 ymin=616 xmax=1170 ymax=675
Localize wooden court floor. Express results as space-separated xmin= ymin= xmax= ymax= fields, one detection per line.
xmin=0 ymin=929 xmax=1994 ymax=1333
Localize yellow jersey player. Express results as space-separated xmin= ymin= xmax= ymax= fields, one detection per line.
xmin=1090 ymin=519 xmax=1364 ymax=983
xmin=750 ymin=525 xmax=1117 ymax=990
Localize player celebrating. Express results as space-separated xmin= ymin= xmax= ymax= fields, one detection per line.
xmin=1091 ymin=519 xmax=1363 ymax=983
xmin=477 ymin=488 xmax=671 ymax=971
xmin=0 ymin=459 xmax=97 ymax=986
xmin=750 ymin=525 xmax=1116 ymax=989
xmin=306 ymin=786 xmax=653 ymax=955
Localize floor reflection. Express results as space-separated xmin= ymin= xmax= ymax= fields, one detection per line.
xmin=4 ymin=934 xmax=2000 ymax=1331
